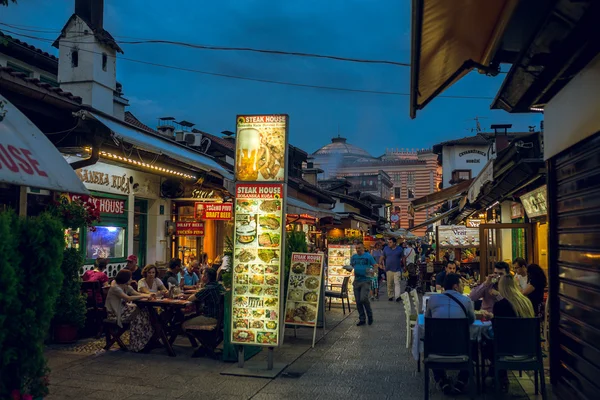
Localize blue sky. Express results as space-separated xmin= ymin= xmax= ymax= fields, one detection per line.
xmin=2 ymin=0 xmax=542 ymax=156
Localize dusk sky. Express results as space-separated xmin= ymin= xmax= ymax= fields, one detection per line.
xmin=2 ymin=0 xmax=542 ymax=156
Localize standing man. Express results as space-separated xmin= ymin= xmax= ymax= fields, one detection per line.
xmin=380 ymin=237 xmax=405 ymax=302
xmin=344 ymin=243 xmax=376 ymax=326
xmin=126 ymin=255 xmax=142 ymax=282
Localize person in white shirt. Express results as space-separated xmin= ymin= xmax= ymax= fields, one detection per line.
xmin=404 ymin=242 xmax=417 ymax=265
xmin=512 ymin=258 xmax=529 ymax=290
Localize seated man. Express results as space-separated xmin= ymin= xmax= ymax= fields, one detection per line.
xmin=184 ymin=268 xmax=225 ymax=356
xmin=469 ymin=262 xmax=508 ymax=314
xmin=435 ymin=261 xmax=457 ymax=292
xmin=426 ymin=273 xmax=475 ymax=395
xmin=163 ymin=258 xmax=182 ymax=288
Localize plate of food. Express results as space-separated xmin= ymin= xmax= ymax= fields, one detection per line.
xmin=250 ymin=275 xmax=264 ymax=285
xmin=305 ymin=277 xmax=319 ymax=290
xmin=250 ymin=264 xmax=264 ymax=274
xmin=265 ymin=321 xmax=278 ymax=330
xmin=258 ymin=215 xmax=280 ymax=230
xmin=250 ymin=320 xmax=264 ymax=329
xmin=234 ymin=319 xmax=249 ymax=329
xmin=291 ymin=262 xmax=305 ymax=274
xmin=236 ymin=199 xmax=257 ymax=213
xmin=264 ymin=298 xmax=278 ymax=307
xmin=258 ymin=232 xmax=280 ymax=248
xmin=303 ymin=291 xmax=318 ymax=302
xmin=258 ymin=249 xmax=278 ymax=263
xmin=265 ymin=275 xmax=278 ymax=285
xmin=235 ymin=275 xmax=249 ymax=285
xmin=306 ymin=263 xmax=321 ymax=276
xmin=234 ymin=296 xmax=248 ymax=307
xmin=248 ymin=297 xmax=264 ymax=308
xmin=251 ymin=309 xmax=265 ymax=319
xmin=265 ymin=265 xmax=279 ymax=274
xmin=249 ymin=286 xmax=263 ymax=295
xmin=233 ymin=308 xmax=249 ymax=318
xmin=234 ymin=285 xmax=248 ymax=295
xmin=236 ymin=233 xmax=256 ymax=245
xmin=236 ymin=249 xmax=256 ymax=263
xmin=266 ymin=309 xmax=278 ymax=320
xmin=264 ymin=287 xmax=278 ymax=296
xmin=259 ymin=199 xmax=281 ymax=213
xmin=233 ymin=330 xmax=255 ymax=343
xmin=289 ymin=275 xmax=305 ymax=288
xmin=256 ymin=331 xmax=278 ymax=345
xmin=289 ymin=289 xmax=304 ymax=301
xmin=285 ymin=303 xmax=317 ymax=323
xmin=235 ymin=264 xmax=249 ymax=274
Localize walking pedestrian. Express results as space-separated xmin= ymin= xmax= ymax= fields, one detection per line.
xmin=380 ymin=237 xmax=404 ymax=302
xmin=344 ymin=243 xmax=376 ymax=326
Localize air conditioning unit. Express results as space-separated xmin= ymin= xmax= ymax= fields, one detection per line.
xmin=175 ymin=130 xmax=186 ymax=142
xmin=184 ymin=132 xmax=203 ymax=147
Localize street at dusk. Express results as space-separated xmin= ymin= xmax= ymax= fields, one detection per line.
xmin=1 ymin=1 xmax=599 ymax=400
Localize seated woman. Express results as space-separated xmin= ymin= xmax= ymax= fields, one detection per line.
xmin=486 ymin=274 xmax=535 ymax=392
xmin=105 ymin=270 xmax=154 ymax=352
xmin=137 ymin=264 xmax=168 ymax=295
xmin=82 ymin=258 xmax=110 ymax=304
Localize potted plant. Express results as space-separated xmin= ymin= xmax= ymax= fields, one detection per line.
xmin=53 ymin=248 xmax=87 ymax=343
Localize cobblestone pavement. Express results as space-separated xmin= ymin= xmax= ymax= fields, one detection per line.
xmin=45 ymin=299 xmax=543 ymax=400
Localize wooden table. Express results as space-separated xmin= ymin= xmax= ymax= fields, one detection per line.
xmin=134 ymin=298 xmax=193 ymax=357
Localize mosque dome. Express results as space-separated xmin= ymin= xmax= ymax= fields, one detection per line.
xmin=313 ymin=136 xmax=374 ymax=159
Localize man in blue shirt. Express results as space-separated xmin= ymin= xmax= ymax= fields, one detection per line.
xmin=344 ymin=243 xmax=377 ymax=326
xmin=381 ymin=237 xmax=405 ymax=302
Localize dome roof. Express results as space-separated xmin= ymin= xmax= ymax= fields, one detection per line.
xmin=313 ymin=136 xmax=373 ymax=158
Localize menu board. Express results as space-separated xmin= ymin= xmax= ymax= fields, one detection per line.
xmin=231 ymin=183 xmax=284 ymax=346
xmin=235 ymin=115 xmax=288 ymax=182
xmin=285 ymin=253 xmax=324 ymax=326
xmin=327 ymin=245 xmax=356 ymax=302
xmin=520 ymin=185 xmax=547 ymax=218
xmin=438 ymin=225 xmax=480 ymax=248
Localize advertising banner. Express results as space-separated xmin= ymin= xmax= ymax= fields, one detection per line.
xmin=194 ymin=202 xmax=233 ymax=220
xmin=327 ymin=245 xmax=356 ymax=302
xmin=235 ymin=115 xmax=288 ymax=182
xmin=438 ymin=225 xmax=480 ymax=248
xmin=68 ymin=194 xmax=126 ymax=215
xmin=520 ymin=185 xmax=547 ymax=218
xmin=284 ymin=252 xmax=324 ymax=327
xmin=175 ymin=221 xmax=204 ymax=236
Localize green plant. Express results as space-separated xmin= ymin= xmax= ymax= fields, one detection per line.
xmin=54 ymin=248 xmax=87 ymax=328
xmin=51 ymin=196 xmax=101 ymax=231
xmin=0 ymin=211 xmax=19 ymax=365
xmin=221 ymin=235 xmax=234 ymax=288
xmin=283 ymin=231 xmax=308 ymax=298
xmin=0 ymin=212 xmax=64 ymax=399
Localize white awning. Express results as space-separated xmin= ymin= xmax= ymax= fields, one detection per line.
xmin=0 ymin=94 xmax=88 ymax=194
xmin=89 ymin=112 xmax=233 ymax=180
xmin=286 ymin=196 xmax=337 ymax=219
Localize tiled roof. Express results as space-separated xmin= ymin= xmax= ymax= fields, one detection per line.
xmin=124 ymin=111 xmax=159 ymax=134
xmin=0 ymin=66 xmax=82 ymax=103
xmin=192 ymin=129 xmax=235 ymax=151
xmin=52 ymin=14 xmax=123 ymax=54
xmin=289 ymin=176 xmax=336 ymax=204
xmin=0 ymin=31 xmax=59 ymax=62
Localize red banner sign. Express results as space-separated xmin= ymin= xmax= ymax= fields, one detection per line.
xmin=235 ymin=183 xmax=283 ymax=199
xmin=195 ymin=202 xmax=233 ymax=220
xmin=176 ymin=221 xmax=205 ymax=236
xmin=70 ymin=194 xmax=125 ymax=215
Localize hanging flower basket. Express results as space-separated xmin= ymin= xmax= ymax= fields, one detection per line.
xmin=52 ymin=196 xmax=101 ymax=231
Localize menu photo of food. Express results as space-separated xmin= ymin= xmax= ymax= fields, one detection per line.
xmin=235 ymin=213 xmax=257 ymax=246
xmin=327 ymin=245 xmax=356 ymax=303
xmin=284 ymin=253 xmax=324 ymax=326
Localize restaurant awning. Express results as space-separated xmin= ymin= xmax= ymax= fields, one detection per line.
xmin=410 ymin=0 xmax=518 ymax=118
xmin=286 ymin=196 xmax=337 ymax=219
xmin=408 ymin=205 xmax=459 ymax=232
xmin=409 ymin=178 xmax=473 ymax=214
xmin=88 ymin=112 xmax=234 ymax=180
xmin=0 ymin=94 xmax=89 ymax=194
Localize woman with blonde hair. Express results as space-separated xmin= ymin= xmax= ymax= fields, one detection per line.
xmin=494 ymin=274 xmax=535 ymax=318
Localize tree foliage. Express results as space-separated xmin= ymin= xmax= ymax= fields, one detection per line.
xmin=54 ymin=248 xmax=87 ymax=327
xmin=1 ymin=0 xmax=18 ymax=7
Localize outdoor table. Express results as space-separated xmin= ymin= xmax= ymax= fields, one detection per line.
xmin=134 ymin=297 xmax=192 ymax=357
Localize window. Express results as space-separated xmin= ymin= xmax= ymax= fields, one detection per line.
xmin=408 ymin=219 xmax=414 ymax=229
xmin=86 ymin=226 xmax=125 ymax=259
xmin=6 ymin=61 xmax=32 ymax=77
xmin=40 ymin=75 xmax=59 ymax=87
xmin=102 ymin=53 xmax=108 ymax=71
xmin=394 ymin=187 xmax=401 ymax=199
xmin=451 ymin=169 xmax=472 ymax=183
xmin=408 ymin=188 xmax=415 ymax=199
xmin=394 ymin=206 xmax=401 ymax=212
xmin=71 ymin=50 xmax=79 ymax=67
xmin=407 ymin=172 xmax=415 ymax=185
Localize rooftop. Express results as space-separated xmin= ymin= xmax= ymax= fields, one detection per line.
xmin=313 ymin=136 xmax=374 ymax=159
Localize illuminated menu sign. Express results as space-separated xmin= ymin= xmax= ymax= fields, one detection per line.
xmin=327 ymin=245 xmax=356 ymax=302
xmin=284 ymin=253 xmax=324 ymax=327
xmin=438 ymin=225 xmax=480 ymax=248
xmin=194 ymin=202 xmax=233 ymax=220
xmin=520 ymin=185 xmax=547 ymax=218
xmin=235 ymin=115 xmax=288 ymax=182
xmin=175 ymin=221 xmax=204 ymax=236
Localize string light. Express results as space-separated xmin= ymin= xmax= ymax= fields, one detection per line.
xmin=83 ymin=148 xmax=196 ymax=179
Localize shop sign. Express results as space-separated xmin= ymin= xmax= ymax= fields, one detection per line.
xmin=327 ymin=245 xmax=356 ymax=302
xmin=175 ymin=221 xmax=204 ymax=236
xmin=76 ymin=168 xmax=131 ymax=194
xmin=231 ymin=183 xmax=285 ymax=346
xmin=459 ymin=149 xmax=487 ymax=157
xmin=438 ymin=225 xmax=480 ymax=248
xmin=520 ymin=185 xmax=547 ymax=218
xmin=511 ymin=202 xmax=524 ymax=219
xmin=235 ymin=115 xmax=288 ymax=182
xmin=70 ymin=194 xmax=125 ymax=215
xmin=468 ymin=160 xmax=493 ymax=203
xmin=467 ymin=219 xmax=481 ymax=228
xmin=194 ymin=202 xmax=233 ymax=220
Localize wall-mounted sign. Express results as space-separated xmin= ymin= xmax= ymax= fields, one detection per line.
xmin=76 ymin=168 xmax=130 ymax=194
xmin=438 ymin=225 xmax=480 ymax=248
xmin=195 ymin=202 xmax=233 ymax=220
xmin=459 ymin=149 xmax=487 ymax=157
xmin=175 ymin=221 xmax=205 ymax=236
xmin=235 ymin=115 xmax=288 ymax=182
xmin=511 ymin=202 xmax=524 ymax=219
xmin=520 ymin=185 xmax=547 ymax=218
xmin=69 ymin=194 xmax=126 ymax=215
xmin=466 ymin=219 xmax=481 ymax=228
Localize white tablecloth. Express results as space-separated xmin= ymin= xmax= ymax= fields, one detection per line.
xmin=411 ymin=314 xmax=492 ymax=360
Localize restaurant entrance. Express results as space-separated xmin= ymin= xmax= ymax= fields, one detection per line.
xmin=479 ymin=223 xmax=534 ymax=278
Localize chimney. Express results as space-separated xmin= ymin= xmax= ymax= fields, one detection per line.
xmin=75 ymin=0 xmax=104 ymax=29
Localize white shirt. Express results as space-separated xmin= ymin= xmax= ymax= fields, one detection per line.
xmin=404 ymin=247 xmax=416 ymax=264
xmin=137 ymin=278 xmax=164 ymax=293
xmin=516 ymin=274 xmax=528 ymax=290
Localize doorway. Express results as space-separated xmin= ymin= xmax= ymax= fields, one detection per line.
xmin=133 ymin=199 xmax=148 ymax=267
xmin=479 ymin=223 xmax=534 ymax=278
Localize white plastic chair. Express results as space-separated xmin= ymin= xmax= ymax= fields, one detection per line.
xmin=401 ymin=291 xmax=415 ymax=348
xmin=410 ymin=289 xmax=420 ymax=314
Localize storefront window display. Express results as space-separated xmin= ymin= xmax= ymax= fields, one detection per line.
xmin=174 ymin=204 xmax=200 ymax=265
xmin=86 ymin=226 xmax=126 ymax=259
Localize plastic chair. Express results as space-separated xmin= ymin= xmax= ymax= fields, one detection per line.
xmin=325 ymin=276 xmax=352 ymax=315
xmin=423 ymin=317 xmax=475 ymax=400
xmin=410 ymin=289 xmax=420 ymax=313
xmin=492 ymin=317 xmax=547 ymax=399
xmin=400 ymin=292 xmax=415 ymax=349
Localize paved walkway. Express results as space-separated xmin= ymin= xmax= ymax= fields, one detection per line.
xmin=45 ymin=299 xmax=544 ymax=400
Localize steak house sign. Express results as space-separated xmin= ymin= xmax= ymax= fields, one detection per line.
xmin=76 ymin=168 xmax=131 ymax=194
